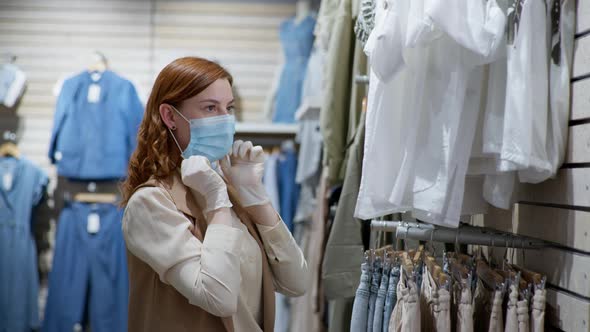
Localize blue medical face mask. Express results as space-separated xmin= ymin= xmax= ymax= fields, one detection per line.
xmin=169 ymin=106 xmax=236 ymax=163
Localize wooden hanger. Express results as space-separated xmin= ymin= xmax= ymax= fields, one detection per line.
xmin=511 ymin=264 xmax=543 ymax=286
xmin=413 ymin=244 xmax=425 ymax=264
xmin=74 ymin=192 xmax=118 ymax=204
xmin=476 ymin=259 xmax=504 ymax=290
xmin=0 ymin=142 xmax=20 ymax=158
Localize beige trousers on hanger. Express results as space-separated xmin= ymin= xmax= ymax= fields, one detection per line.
xmin=452 ymin=281 xmax=473 ymax=332
xmin=488 ymin=290 xmax=504 ymax=332
xmin=505 ymin=284 xmax=519 ymax=332
xmin=531 ymin=288 xmax=546 ymax=332
xmin=388 ymin=275 xmax=420 ymax=332
xmin=421 ymin=265 xmax=451 ymax=332
xmin=517 ymin=299 xmax=530 ymax=332
xmin=388 ymin=282 xmax=404 ymax=332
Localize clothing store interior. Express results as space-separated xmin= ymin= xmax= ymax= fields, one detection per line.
xmin=1 ymin=0 xmax=590 ymax=331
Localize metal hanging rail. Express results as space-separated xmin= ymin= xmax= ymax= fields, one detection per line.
xmin=370 ymin=220 xmax=549 ymax=249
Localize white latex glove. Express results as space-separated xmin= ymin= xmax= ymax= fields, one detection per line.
xmin=181 ymin=155 xmax=232 ymax=214
xmin=219 ymin=140 xmax=269 ymax=207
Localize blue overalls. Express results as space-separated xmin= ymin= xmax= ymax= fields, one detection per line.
xmin=0 ymin=157 xmax=48 ymax=332
xmin=42 ymin=203 xmax=128 ymax=332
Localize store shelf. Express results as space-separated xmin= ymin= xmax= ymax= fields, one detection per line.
xmin=235 ymin=122 xmax=298 ymax=135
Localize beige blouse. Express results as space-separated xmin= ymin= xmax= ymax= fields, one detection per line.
xmin=122 ymin=187 xmax=308 ymax=332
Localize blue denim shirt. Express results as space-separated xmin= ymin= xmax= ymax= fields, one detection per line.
xmin=0 ymin=156 xmax=48 ymax=332
xmin=48 ymin=70 xmax=144 ymax=180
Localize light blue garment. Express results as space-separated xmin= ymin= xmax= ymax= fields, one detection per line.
xmin=0 ymin=156 xmax=48 ymax=332
xmin=0 ymin=64 xmax=17 ymax=102
xmin=373 ymin=263 xmax=390 ymax=332
xmin=382 ymin=265 xmax=400 ymax=332
xmin=263 ymin=152 xmax=281 ymax=214
xmin=48 ymin=70 xmax=144 ymax=180
xmin=43 ymin=202 xmax=128 ymax=332
xmin=274 ymin=292 xmax=290 ymax=332
xmin=367 ymin=259 xmax=382 ymax=332
xmin=277 ymin=146 xmax=299 ymax=233
xmin=350 ymin=262 xmax=371 ymax=331
xmin=171 ymin=108 xmax=236 ymax=162
xmin=273 ymin=15 xmax=316 ymax=123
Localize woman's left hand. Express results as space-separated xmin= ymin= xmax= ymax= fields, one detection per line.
xmin=220 ymin=140 xmax=269 ymax=207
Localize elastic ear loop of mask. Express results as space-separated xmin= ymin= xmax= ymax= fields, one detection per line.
xmin=168 ymin=105 xmax=190 ymax=159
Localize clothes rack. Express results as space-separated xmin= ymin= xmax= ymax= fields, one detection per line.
xmin=370 ymin=220 xmax=549 ymax=249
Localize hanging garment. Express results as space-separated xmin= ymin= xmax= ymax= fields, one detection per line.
xmin=367 ymin=259 xmax=382 ymax=332
xmin=401 ymin=278 xmax=421 ymax=332
xmin=296 ymin=45 xmax=325 ymax=184
xmin=289 ymin=169 xmax=328 ymax=332
xmin=420 ymin=265 xmax=451 ymax=332
xmin=372 ymin=262 xmax=390 ymax=332
xmin=320 ymin=0 xmax=357 ymax=185
xmin=531 ymin=288 xmax=546 ymax=332
xmin=387 ymin=272 xmax=421 ymax=332
xmin=277 ymin=146 xmax=300 ymax=233
xmin=48 ymin=70 xmax=144 ymax=180
xmin=499 ymin=0 xmax=550 ymax=178
xmin=520 ymin=0 xmax=576 ymax=183
xmin=43 ymin=203 xmax=129 ymax=332
xmin=473 ymin=278 xmax=504 ymax=332
xmin=505 ymin=284 xmax=519 ymax=332
xmin=0 ymin=157 xmax=48 ymax=332
xmin=517 ymin=298 xmax=530 ymax=332
xmin=0 ymin=63 xmax=26 ymax=108
xmin=351 ymin=262 xmax=372 ymax=331
xmin=263 ymin=152 xmax=281 ymax=214
xmin=273 ymin=15 xmax=316 ymax=123
xmin=452 ymin=279 xmax=474 ymax=332
xmin=489 ymin=288 xmax=504 ymax=332
xmin=274 ymin=293 xmax=290 ymax=332
xmin=388 ymin=280 xmax=404 ymax=332
xmin=382 ymin=264 xmax=400 ymax=332
xmin=355 ymin=0 xmax=412 ymax=219
xmin=355 ymin=0 xmax=376 ymax=46
xmin=356 ymin=0 xmax=504 ymax=226
xmin=322 ymin=111 xmax=366 ymax=300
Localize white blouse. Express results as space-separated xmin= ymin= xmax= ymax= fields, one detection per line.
xmin=122 ymin=187 xmax=308 ymax=332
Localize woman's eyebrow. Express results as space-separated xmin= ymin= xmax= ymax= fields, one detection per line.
xmin=199 ymin=99 xmax=235 ymax=104
xmin=199 ymin=99 xmax=220 ymax=104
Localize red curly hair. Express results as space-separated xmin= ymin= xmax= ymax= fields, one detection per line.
xmin=121 ymin=57 xmax=233 ymax=205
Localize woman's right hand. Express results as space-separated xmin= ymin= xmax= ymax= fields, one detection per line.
xmin=180 ymin=156 xmax=232 ymax=215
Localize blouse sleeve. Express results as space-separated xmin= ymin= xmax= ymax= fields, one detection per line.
xmin=256 ymin=219 xmax=309 ymax=297
xmin=122 ymin=187 xmax=244 ymax=317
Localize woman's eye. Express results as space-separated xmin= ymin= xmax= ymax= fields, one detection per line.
xmin=227 ymin=106 xmax=235 ymax=114
xmin=206 ymin=105 xmax=216 ymax=112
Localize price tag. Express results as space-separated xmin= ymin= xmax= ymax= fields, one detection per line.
xmin=87 ymin=213 xmax=100 ymax=234
xmin=3 ymin=173 xmax=13 ymax=191
xmin=87 ymin=84 xmax=101 ymax=103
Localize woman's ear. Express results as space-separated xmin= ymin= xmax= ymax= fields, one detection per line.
xmin=159 ymin=104 xmax=177 ymax=130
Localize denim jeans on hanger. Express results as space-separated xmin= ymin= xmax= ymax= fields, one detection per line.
xmin=367 ymin=259 xmax=382 ymax=332
xmin=372 ymin=264 xmax=390 ymax=332
xmin=382 ymin=264 xmax=400 ymax=332
xmin=351 ymin=262 xmax=372 ymax=331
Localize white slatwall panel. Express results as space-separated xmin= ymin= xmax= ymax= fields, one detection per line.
xmin=0 ymin=0 xmax=295 ymax=179
xmin=153 ymin=1 xmax=294 ymax=122
xmin=478 ymin=2 xmax=590 ymax=329
xmin=0 ymin=0 xmax=153 ymax=179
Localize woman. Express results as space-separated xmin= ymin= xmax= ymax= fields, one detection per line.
xmin=120 ymin=57 xmax=308 ymax=332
